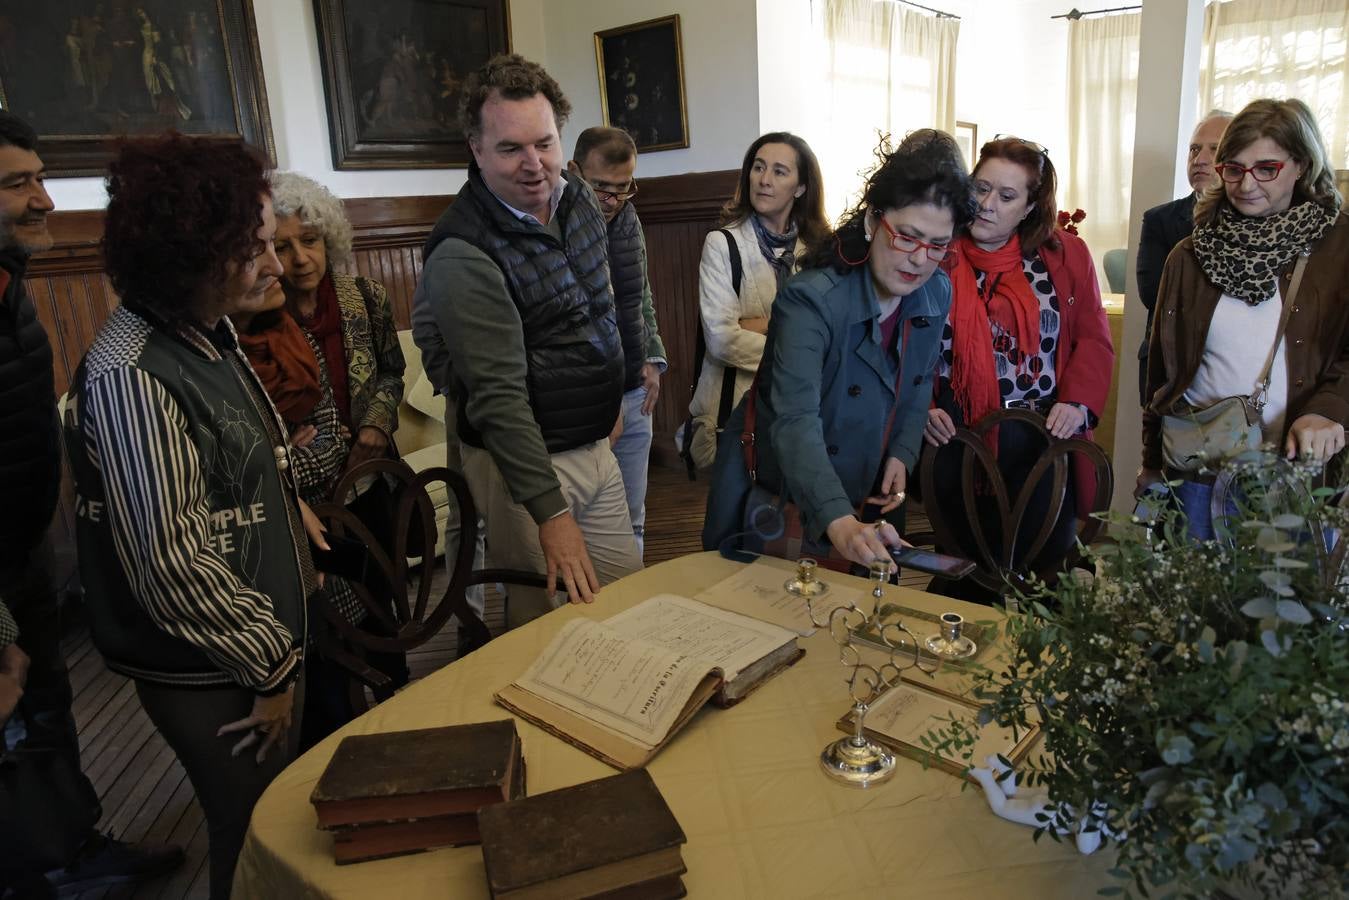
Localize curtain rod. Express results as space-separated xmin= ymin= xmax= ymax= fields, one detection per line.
xmin=882 ymin=0 xmax=960 ymax=19
xmin=1051 ymin=5 xmax=1141 ymax=19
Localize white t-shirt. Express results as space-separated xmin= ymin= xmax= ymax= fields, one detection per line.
xmin=1183 ymin=286 xmax=1288 ymax=440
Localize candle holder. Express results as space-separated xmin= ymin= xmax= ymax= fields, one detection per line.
xmin=784 ymin=557 xmax=830 ymax=598
xmin=924 ymin=612 xmax=978 ymax=660
xmin=808 ymin=560 xmax=938 ymax=787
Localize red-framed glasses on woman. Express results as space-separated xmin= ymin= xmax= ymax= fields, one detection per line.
xmin=874 ymin=213 xmax=953 ymax=262
xmin=1214 ymin=159 xmax=1290 ymax=183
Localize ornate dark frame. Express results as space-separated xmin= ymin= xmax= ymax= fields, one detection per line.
xmin=0 ymin=0 xmax=275 ymax=178
xmin=313 ymin=0 xmax=510 ymax=170
xmin=594 ymin=14 xmax=690 ymax=153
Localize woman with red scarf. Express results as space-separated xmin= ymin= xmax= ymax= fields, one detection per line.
xmin=922 ymin=136 xmax=1114 ymax=603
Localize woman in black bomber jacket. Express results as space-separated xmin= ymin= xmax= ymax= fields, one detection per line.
xmin=71 ymin=135 xmax=328 ymax=900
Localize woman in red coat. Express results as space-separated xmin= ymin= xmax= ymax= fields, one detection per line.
xmin=922 ymin=136 xmax=1114 ymax=603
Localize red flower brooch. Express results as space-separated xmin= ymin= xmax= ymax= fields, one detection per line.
xmin=1057 ymin=208 xmax=1086 ymax=235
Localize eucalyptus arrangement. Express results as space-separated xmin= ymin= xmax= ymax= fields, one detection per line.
xmin=929 ymin=454 xmax=1349 ymax=898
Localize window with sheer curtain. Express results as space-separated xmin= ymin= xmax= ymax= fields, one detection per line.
xmin=1201 ymin=0 xmax=1349 ymax=168
xmin=800 ymin=0 xmax=960 ymax=220
xmin=1066 ymin=0 xmax=1349 ymax=273
xmin=1066 ymin=12 xmax=1141 ymax=272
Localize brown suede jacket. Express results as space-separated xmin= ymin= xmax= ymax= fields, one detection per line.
xmin=1142 ymin=209 xmax=1349 ymax=470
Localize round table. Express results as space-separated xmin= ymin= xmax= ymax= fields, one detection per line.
xmin=233 ymin=553 xmax=1113 ymax=898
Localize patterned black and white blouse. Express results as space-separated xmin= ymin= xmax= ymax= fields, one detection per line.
xmin=936 ymin=254 xmax=1061 ymax=407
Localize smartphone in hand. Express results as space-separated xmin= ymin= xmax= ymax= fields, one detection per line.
xmin=310 ymin=533 xmax=371 ymax=585
xmin=888 ymin=546 xmax=977 ymax=580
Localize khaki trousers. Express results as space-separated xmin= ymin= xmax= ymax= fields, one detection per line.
xmin=462 ymin=440 xmax=642 ymax=628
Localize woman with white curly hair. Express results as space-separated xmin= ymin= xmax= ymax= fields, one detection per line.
xmin=268 ymin=171 xmax=408 ymax=744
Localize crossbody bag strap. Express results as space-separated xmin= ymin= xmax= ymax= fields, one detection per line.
xmin=716 ymin=228 xmax=745 ymax=427
xmin=1250 ymin=253 xmax=1309 ymax=411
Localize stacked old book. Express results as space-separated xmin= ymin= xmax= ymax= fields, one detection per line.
xmin=478 ymin=769 xmax=687 ymax=899
xmin=309 ymin=719 xmax=525 ymax=864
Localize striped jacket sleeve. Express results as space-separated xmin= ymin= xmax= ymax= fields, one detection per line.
xmin=83 ymin=367 xmax=301 ymax=692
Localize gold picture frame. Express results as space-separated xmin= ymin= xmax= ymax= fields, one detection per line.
xmin=837 ymin=677 xmax=1040 ymax=783
xmin=955 ymin=121 xmax=979 ymax=170
xmin=593 ymin=15 xmax=689 ymax=153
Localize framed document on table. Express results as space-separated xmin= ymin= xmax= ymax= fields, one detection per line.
xmin=838 ymin=679 xmax=1039 ymax=782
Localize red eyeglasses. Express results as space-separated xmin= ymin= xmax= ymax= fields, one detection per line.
xmin=874 ymin=214 xmax=953 ymax=262
xmin=1214 ymin=159 xmax=1290 ymax=184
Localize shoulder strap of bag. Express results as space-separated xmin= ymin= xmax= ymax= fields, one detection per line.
xmin=1251 ymin=254 xmax=1309 ymax=411
xmin=715 ymin=228 xmax=744 ymax=427
xmin=742 ymin=320 xmax=912 ymax=485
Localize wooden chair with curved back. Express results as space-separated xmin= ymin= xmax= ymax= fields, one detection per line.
xmin=310 ymin=458 xmax=549 ymax=710
xmin=915 ymin=407 xmax=1114 ymax=599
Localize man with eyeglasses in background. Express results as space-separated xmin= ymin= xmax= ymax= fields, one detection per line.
xmin=567 ymin=127 xmax=667 ymax=560
xmin=1135 ymin=109 xmax=1233 ymax=404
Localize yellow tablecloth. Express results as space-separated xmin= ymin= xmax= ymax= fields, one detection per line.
xmin=233 ymin=553 xmax=1112 ymax=899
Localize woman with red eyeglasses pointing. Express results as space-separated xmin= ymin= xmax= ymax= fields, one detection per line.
xmin=1139 ymin=98 xmax=1348 ymax=541
xmin=921 ymin=135 xmax=1114 ymax=603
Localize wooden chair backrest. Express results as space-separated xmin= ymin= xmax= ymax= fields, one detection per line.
xmin=917 ymin=407 xmax=1114 ymax=597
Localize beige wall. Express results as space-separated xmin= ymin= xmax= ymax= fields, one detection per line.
xmin=540 ymin=0 xmax=760 ymax=177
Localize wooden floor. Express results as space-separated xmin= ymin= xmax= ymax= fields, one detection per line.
xmin=58 ymin=465 xmax=931 ymax=899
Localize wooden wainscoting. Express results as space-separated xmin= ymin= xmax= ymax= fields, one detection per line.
xmin=27 ymin=172 xmax=734 ymax=569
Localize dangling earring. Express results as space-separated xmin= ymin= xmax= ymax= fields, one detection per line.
xmin=837 ymin=232 xmax=872 ymax=266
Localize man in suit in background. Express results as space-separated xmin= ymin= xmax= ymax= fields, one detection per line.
xmin=1136 ymin=109 xmax=1233 ymax=405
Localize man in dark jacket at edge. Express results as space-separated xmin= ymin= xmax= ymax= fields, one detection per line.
xmin=1134 ymin=109 xmax=1232 ymax=405
xmin=412 ymin=55 xmax=641 ymax=630
xmin=0 ymin=110 xmax=182 ymax=897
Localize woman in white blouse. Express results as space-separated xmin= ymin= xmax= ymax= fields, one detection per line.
xmin=682 ymin=132 xmax=830 ymax=470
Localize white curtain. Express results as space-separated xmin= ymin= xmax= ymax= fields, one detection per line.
xmin=804 ymin=0 xmax=960 ymax=220
xmin=1066 ymin=12 xmax=1141 ymax=269
xmin=1201 ymin=0 xmax=1349 ymax=168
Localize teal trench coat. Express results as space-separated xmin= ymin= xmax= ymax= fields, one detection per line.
xmin=703 ymin=263 xmax=951 ymax=547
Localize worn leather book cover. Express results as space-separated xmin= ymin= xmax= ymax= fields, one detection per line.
xmin=477 ymin=769 xmax=687 ymax=900
xmin=329 ymin=750 xmax=527 ymax=864
xmin=310 ymin=719 xmax=521 ymax=828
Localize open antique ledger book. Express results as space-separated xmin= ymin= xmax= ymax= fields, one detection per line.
xmin=495 ymin=594 xmax=803 ymax=769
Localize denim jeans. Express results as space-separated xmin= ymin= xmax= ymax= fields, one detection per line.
xmin=612 ymin=386 xmax=653 ymax=559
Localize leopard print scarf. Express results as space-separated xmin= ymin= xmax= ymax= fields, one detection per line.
xmin=1192 ymin=201 xmax=1335 ymax=305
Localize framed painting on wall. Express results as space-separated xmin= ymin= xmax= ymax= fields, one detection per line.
xmin=594 ymin=15 xmax=689 ymax=153
xmin=955 ymin=121 xmax=978 ymax=170
xmin=0 ymin=0 xmax=274 ymax=177
xmin=313 ymin=0 xmax=510 ymax=170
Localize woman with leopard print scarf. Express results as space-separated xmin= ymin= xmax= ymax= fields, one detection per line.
xmin=1139 ymin=98 xmax=1348 ymax=541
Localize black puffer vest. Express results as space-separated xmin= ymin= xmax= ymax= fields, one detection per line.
xmin=606 ymin=201 xmax=648 ymax=390
xmin=423 ymin=167 xmax=623 ymax=453
xmin=0 ymin=249 xmax=60 ymax=569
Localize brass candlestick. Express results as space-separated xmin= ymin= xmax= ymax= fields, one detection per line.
xmin=784 ymin=557 xmax=831 ymax=598
xmin=924 ymin=611 xmax=978 ymax=660
xmin=809 ymin=560 xmax=938 ymax=787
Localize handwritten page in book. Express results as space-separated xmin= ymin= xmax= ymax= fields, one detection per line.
xmin=865 ymin=681 xmax=1021 ymax=769
xmin=513 ymin=619 xmax=712 ymax=749
xmin=602 ymin=594 xmax=796 ymax=683
xmin=692 ymin=559 xmax=863 ymax=636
